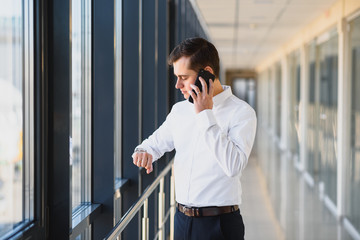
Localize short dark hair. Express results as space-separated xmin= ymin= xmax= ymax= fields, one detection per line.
xmin=168 ymin=37 xmax=220 ymax=79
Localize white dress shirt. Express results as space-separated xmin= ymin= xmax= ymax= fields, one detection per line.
xmin=135 ymin=85 xmax=257 ymax=207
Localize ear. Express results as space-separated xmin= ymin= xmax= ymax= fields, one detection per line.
xmin=203 ymin=66 xmax=214 ymax=75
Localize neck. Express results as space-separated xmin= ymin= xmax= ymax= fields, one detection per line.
xmin=213 ymin=79 xmax=224 ymax=96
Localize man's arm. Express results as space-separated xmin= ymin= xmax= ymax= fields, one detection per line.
xmin=196 ymin=107 xmax=257 ymax=177
xmin=190 ymin=78 xmax=257 ymax=177
xmin=132 ymin=108 xmax=176 ymax=174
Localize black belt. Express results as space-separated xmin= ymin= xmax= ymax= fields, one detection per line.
xmin=176 ymin=203 xmax=239 ymax=217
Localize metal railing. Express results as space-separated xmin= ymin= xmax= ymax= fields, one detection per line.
xmin=105 ymin=159 xmax=175 ymax=240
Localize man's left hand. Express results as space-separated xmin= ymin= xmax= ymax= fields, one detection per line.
xmin=189 ymin=77 xmax=214 ymax=114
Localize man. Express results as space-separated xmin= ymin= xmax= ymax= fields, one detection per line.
xmin=132 ymin=37 xmax=257 ymax=240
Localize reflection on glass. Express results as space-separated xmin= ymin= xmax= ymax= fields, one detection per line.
xmin=275 ymin=62 xmax=281 ymax=139
xmin=232 ymin=78 xmax=256 ymax=109
xmin=288 ymin=51 xmax=300 ymax=158
xmin=267 ymin=70 xmax=271 ymax=127
xmin=255 ymin=127 xmax=353 ymax=240
xmin=74 ymin=225 xmax=91 ymax=240
xmin=70 ymin=0 xmax=91 ymax=212
xmin=306 ymin=40 xmax=319 ymax=178
xmin=114 ymin=0 xmax=122 ymax=181
xmin=257 ymin=72 xmax=269 ymax=126
xmin=0 ymin=1 xmax=23 ymax=236
xmin=114 ymin=0 xmax=122 ymax=224
xmin=346 ymin=15 xmax=360 ymax=233
xmin=317 ymin=30 xmax=338 ymax=205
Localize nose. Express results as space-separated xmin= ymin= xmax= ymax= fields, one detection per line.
xmin=175 ymin=78 xmax=182 ymax=89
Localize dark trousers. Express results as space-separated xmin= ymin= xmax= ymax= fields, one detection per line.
xmin=174 ymin=207 xmax=245 ymax=240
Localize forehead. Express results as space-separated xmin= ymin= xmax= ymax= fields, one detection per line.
xmin=173 ymin=56 xmax=196 ymax=76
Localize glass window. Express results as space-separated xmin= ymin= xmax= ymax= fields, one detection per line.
xmin=114 ymin=0 xmax=122 ymax=224
xmin=306 ymin=40 xmax=319 ymax=178
xmin=346 ymin=14 xmax=360 ymax=233
xmin=75 ymin=225 xmax=91 ymax=240
xmin=0 ymin=0 xmax=34 ymax=237
xmin=232 ymin=78 xmax=256 ymax=109
xmin=115 ymin=0 xmax=122 ymax=182
xmin=70 ymin=0 xmax=92 ymax=213
xmin=267 ymin=69 xmax=272 ymax=129
xmin=257 ymin=71 xmax=268 ymax=126
xmin=288 ymin=51 xmax=301 ymax=158
xmin=275 ymin=62 xmax=282 ymax=139
xmin=317 ymin=29 xmax=338 ymax=205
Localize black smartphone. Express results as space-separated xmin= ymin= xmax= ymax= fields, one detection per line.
xmin=189 ymin=69 xmax=215 ymax=103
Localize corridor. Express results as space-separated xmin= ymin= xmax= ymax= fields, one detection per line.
xmin=241 ymin=128 xmax=354 ymax=240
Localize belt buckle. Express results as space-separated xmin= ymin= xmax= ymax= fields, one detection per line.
xmin=194 ymin=208 xmax=200 ymax=217
xmin=188 ymin=207 xmax=200 ymax=217
xmin=184 ymin=205 xmax=199 ymax=217
xmin=179 ymin=204 xmax=201 ymax=217
xmin=187 ymin=207 xmax=193 ymax=217
xmin=183 ymin=205 xmax=191 ymax=216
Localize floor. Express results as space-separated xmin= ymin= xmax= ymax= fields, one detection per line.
xmin=240 ymin=129 xmax=355 ymax=240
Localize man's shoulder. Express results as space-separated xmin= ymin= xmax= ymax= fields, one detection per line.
xmin=171 ymin=99 xmax=191 ymax=111
xmin=228 ymin=95 xmax=254 ymax=110
xmin=225 ymin=95 xmax=256 ymax=119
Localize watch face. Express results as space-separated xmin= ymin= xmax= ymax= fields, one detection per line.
xmin=135 ymin=147 xmax=146 ymax=153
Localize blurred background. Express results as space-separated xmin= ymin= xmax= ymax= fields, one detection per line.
xmin=0 ymin=0 xmax=359 ymax=239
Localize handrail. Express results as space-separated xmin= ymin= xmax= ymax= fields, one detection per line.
xmin=104 ymin=158 xmax=175 ymax=240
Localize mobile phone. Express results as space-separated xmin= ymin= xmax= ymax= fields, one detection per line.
xmin=188 ymin=69 xmax=215 ymax=103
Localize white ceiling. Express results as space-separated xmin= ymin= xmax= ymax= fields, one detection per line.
xmin=194 ymin=0 xmax=338 ymax=70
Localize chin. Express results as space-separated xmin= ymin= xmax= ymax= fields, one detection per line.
xmin=181 ymin=93 xmax=188 ymax=99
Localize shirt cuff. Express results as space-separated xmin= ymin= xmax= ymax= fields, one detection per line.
xmin=195 ymin=109 xmax=217 ymax=132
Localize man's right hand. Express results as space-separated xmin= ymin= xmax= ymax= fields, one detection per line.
xmin=132 ymin=152 xmax=153 ymax=174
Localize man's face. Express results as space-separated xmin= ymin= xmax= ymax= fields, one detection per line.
xmin=172 ymin=56 xmax=197 ymax=100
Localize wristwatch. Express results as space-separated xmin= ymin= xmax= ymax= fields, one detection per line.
xmin=134 ymin=147 xmax=147 ymax=153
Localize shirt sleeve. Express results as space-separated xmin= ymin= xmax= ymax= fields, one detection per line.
xmin=133 ymin=107 xmax=175 ymax=162
xmin=195 ymin=107 xmax=257 ymax=177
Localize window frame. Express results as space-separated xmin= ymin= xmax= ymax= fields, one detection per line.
xmin=114 ymin=0 xmax=123 ymax=225
xmin=343 ymin=11 xmax=360 ymax=237
xmin=69 ymin=0 xmax=92 ymax=215
xmin=0 ymin=0 xmax=57 ymax=239
xmin=0 ymin=0 xmax=36 ymax=238
xmin=24 ymin=0 xmax=35 ymax=223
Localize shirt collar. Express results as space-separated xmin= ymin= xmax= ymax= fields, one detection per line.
xmin=213 ymin=85 xmax=232 ymax=107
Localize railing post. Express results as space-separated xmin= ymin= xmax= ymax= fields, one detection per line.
xmin=158 ymin=177 xmax=165 ymax=240
xmin=170 ymin=166 xmax=175 ymax=240
xmin=142 ymin=198 xmax=149 ymax=240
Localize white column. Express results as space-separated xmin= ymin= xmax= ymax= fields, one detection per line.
xmin=280 ymin=55 xmax=290 ymax=151
xmin=299 ymin=44 xmax=309 ymax=172
xmin=337 ymin=18 xmax=351 ymax=219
